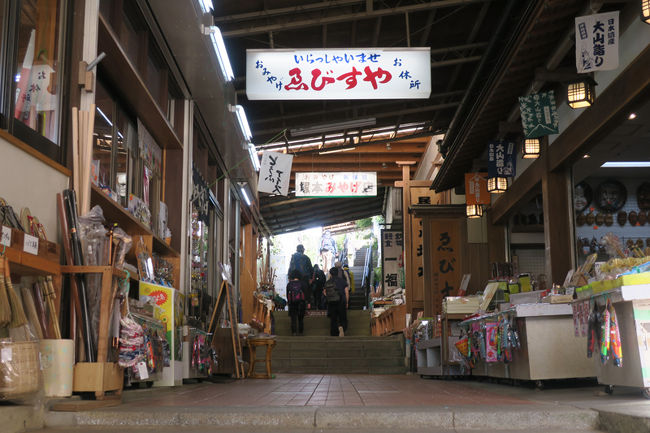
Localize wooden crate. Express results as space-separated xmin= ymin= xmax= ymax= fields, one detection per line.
xmin=73 ymin=362 xmax=123 ymax=398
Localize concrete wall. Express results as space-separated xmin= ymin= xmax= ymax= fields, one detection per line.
xmin=0 ymin=139 xmax=69 ymax=240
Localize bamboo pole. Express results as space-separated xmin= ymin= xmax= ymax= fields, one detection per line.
xmin=72 ymin=107 xmax=79 ymax=196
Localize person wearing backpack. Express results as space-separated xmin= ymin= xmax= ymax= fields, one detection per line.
xmin=324 ymin=267 xmax=349 ymax=337
xmin=287 ymin=270 xmax=309 ymax=336
xmin=311 ymin=264 xmax=326 ymax=310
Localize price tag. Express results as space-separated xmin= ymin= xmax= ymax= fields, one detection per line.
xmin=136 ymin=361 xmax=149 ymax=380
xmin=1 ymin=226 xmax=11 ymax=247
xmin=1 ymin=347 xmax=12 ymax=362
xmin=23 ymin=234 xmax=39 ymax=255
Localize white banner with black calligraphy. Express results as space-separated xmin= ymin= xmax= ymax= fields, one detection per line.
xmin=575 ymin=11 xmax=619 ymax=73
xmin=258 ymin=151 xmax=293 ymax=196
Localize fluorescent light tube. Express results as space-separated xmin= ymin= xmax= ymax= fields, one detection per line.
xmin=233 ymin=105 xmax=252 ymax=141
xmin=197 ymin=0 xmax=212 ymax=13
xmin=248 ymin=142 xmax=260 ymax=171
xmin=209 ymin=26 xmax=234 ymax=82
xmin=318 ymin=146 xmax=356 ymax=155
xmin=600 ymin=161 xmax=650 ymax=168
xmin=240 ymin=185 xmax=252 ymax=206
xmin=291 ymin=118 xmax=376 ymax=137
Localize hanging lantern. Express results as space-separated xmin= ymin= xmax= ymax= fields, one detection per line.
xmin=487 ymin=176 xmax=508 ymax=193
xmin=466 ymin=204 xmax=483 ymax=218
xmin=522 ymin=138 xmax=541 ymax=159
xmin=643 ymin=0 xmax=650 ymax=24
xmin=567 ymin=78 xmax=596 ymax=109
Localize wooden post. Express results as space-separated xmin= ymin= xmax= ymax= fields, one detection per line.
xmin=542 ymin=166 xmax=574 ymax=284
xmin=395 ymin=161 xmax=416 ymax=316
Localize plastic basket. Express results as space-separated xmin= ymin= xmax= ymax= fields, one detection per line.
xmin=0 ymin=340 xmax=40 ymax=399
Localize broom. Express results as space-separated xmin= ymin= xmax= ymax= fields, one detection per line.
xmin=0 ymin=257 xmax=11 ymax=327
xmin=4 ymin=257 xmax=27 ymax=328
xmin=21 ymin=285 xmax=44 ymax=339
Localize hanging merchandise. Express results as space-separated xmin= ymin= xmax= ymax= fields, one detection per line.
xmin=485 ymin=321 xmax=499 ymax=362
xmin=600 ymin=302 xmax=611 ymax=364
xmin=587 ymin=300 xmax=601 ymax=359
xmin=605 ymin=298 xmax=623 ymax=367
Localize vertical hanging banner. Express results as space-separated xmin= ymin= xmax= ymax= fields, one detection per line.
xmin=191 ymin=165 xmax=209 ymax=224
xmin=258 ymin=151 xmax=293 ymax=196
xmin=464 ymin=173 xmax=490 ymax=205
xmin=381 ymin=230 xmax=404 ymax=296
xmin=488 ymin=140 xmax=517 ymax=179
xmin=519 ymin=91 xmax=560 ymax=138
xmin=246 ymin=48 xmax=431 ymax=100
xmin=575 ymin=11 xmax=619 ymax=73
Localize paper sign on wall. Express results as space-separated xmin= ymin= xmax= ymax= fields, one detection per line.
xmin=258 ymin=151 xmax=293 ymax=196
xmin=247 ymin=48 xmax=431 ymax=100
xmin=575 ymin=11 xmax=619 ymax=73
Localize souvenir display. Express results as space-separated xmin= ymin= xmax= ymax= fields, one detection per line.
xmin=637 ymin=182 xmax=650 ymax=210
xmin=639 ymin=211 xmax=647 ymax=226
xmin=595 ymin=213 xmax=604 ymax=226
xmin=604 ymin=213 xmax=613 ymax=226
xmin=576 ymin=213 xmax=586 ymax=226
xmin=629 ymin=210 xmax=638 ymax=226
xmin=596 ymin=179 xmax=627 ymax=212
xmin=574 ymin=181 xmax=593 ymax=212
xmin=617 ymin=210 xmax=627 ymax=226
xmin=586 ymin=212 xmax=595 ymax=225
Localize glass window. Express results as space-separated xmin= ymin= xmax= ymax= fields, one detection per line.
xmin=13 ymin=0 xmax=61 ymax=144
xmin=93 ymin=81 xmax=115 ymax=187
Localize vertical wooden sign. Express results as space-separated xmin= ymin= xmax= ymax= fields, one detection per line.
xmin=430 ymin=219 xmax=462 ymax=317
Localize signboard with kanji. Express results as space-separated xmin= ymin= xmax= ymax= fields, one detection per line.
xmin=381 ymin=230 xmax=404 ymax=296
xmin=464 ymin=172 xmax=490 ymax=205
xmin=430 ymin=220 xmax=462 ymax=317
xmin=575 ymin=11 xmax=619 ymax=73
xmin=258 ymin=151 xmax=293 ymax=196
xmin=519 ymin=91 xmax=560 ymax=138
xmin=487 ymin=140 xmax=516 ymax=179
xmin=246 ymin=48 xmax=431 ymax=100
xmin=409 ymin=187 xmax=438 ymax=304
xmin=295 ymin=172 xmax=376 ymax=197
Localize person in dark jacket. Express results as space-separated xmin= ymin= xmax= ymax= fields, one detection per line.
xmin=288 ymin=244 xmax=313 ymax=287
xmin=326 ymin=267 xmax=349 ymax=337
xmin=287 ymin=270 xmax=308 ymax=336
xmin=311 ymin=264 xmax=326 ymax=310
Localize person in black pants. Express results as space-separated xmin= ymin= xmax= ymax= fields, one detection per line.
xmin=311 ymin=264 xmax=326 ymax=310
xmin=326 ymin=267 xmax=349 ymax=337
xmin=287 ymin=270 xmax=308 ymax=336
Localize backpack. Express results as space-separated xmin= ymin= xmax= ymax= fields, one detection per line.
xmin=324 ymin=279 xmax=340 ymax=303
xmin=287 ymin=280 xmax=305 ymax=303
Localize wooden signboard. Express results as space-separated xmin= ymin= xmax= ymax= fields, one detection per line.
xmin=429 ymin=220 xmax=463 ymax=317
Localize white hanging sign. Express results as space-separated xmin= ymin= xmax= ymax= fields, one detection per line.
xmin=295 ymin=172 xmax=377 ymax=197
xmin=575 ymin=11 xmax=619 ymax=73
xmin=247 ymin=48 xmax=431 ymax=100
xmin=1 ymin=226 xmax=11 ymax=247
xmin=258 ymin=151 xmax=293 ymax=196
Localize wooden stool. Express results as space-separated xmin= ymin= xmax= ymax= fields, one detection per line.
xmin=247 ymin=337 xmax=276 ymax=379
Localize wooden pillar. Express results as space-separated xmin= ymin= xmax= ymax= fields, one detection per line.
xmin=542 ymin=166 xmax=574 ymax=284
xmin=240 ymin=223 xmax=256 ymax=324
xmin=395 ymin=161 xmax=416 ymax=315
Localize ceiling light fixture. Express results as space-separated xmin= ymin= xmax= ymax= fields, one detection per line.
xmin=205 ymin=26 xmax=234 ymax=82
xmin=290 ymin=118 xmax=376 ymax=137
xmin=318 ymin=146 xmax=357 ymax=155
xmin=232 ymin=105 xmax=252 ymax=141
xmin=628 ymin=112 xmax=637 ymax=120
xmin=567 ymin=77 xmax=596 ymax=109
xmin=642 ymin=0 xmax=650 ymax=24
xmin=247 ymin=142 xmax=260 ymax=171
xmin=522 ymin=138 xmax=541 ymax=159
xmin=197 ymin=0 xmax=212 ymax=13
xmin=466 ymin=204 xmax=483 ymax=218
xmin=487 ymin=177 xmax=508 ymax=194
xmin=239 ymin=183 xmax=252 ymax=206
xmin=601 ymin=161 xmax=650 ymax=168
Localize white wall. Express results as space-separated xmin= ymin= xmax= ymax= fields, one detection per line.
xmin=0 ymin=139 xmax=69 ymax=241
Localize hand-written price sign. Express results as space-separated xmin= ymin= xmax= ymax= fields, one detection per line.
xmin=246 ymin=48 xmax=431 ymax=100
xmin=23 ymin=234 xmax=39 ymax=255
xmin=1 ymin=226 xmax=11 ymax=247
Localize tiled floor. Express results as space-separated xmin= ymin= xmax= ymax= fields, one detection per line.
xmin=123 ymin=374 xmax=533 ymax=408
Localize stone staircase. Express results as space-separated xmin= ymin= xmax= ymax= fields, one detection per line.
xmin=270 ymin=310 xmax=407 ymax=374
xmin=274 ymin=310 xmax=370 ymax=336
xmin=271 ymin=335 xmax=408 ymax=374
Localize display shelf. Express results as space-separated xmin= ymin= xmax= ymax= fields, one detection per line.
xmin=90 ymin=185 xmax=179 ymax=258
xmin=61 ymin=265 xmax=126 ymax=399
xmin=416 ymin=337 xmax=441 ymax=350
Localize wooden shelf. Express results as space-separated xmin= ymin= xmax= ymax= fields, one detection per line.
xmin=97 ymin=14 xmax=182 ymax=150
xmin=3 ymin=227 xmax=60 ymax=276
xmin=90 ymin=185 xmax=179 ymax=258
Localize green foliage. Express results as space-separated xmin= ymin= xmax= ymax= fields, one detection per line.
xmin=355 ymin=217 xmax=373 ymax=229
